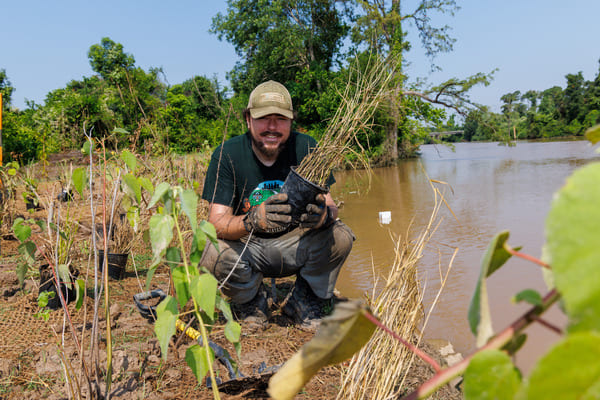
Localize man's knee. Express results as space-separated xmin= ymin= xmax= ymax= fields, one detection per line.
xmin=331 ymin=221 xmax=355 ymax=257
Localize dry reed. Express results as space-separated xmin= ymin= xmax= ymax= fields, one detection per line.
xmin=295 ymin=54 xmax=397 ymax=186
xmin=336 ymin=177 xmax=454 ymax=400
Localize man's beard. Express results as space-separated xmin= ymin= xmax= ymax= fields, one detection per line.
xmin=251 ymin=131 xmax=287 ymax=159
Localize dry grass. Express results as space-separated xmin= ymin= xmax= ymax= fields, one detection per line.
xmin=296 ymin=53 xmax=397 ymax=186
xmin=337 ymin=176 xmax=455 ymax=400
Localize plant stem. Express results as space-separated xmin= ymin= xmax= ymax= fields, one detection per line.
xmin=505 ymin=245 xmax=550 ymax=269
xmin=174 ymin=216 xmax=220 ymax=400
xmin=363 ymin=311 xmax=442 ymax=373
xmin=101 ymin=143 xmax=113 ymax=399
xmin=400 ymin=289 xmax=560 ymax=400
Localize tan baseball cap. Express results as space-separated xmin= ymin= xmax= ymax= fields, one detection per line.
xmin=247 ymin=80 xmax=294 ymax=120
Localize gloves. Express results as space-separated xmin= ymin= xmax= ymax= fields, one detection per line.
xmin=243 ymin=193 xmax=292 ymax=234
xmin=299 ymin=193 xmax=330 ymax=229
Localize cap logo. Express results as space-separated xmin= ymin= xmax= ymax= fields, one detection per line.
xmin=259 ymin=92 xmax=285 ymax=104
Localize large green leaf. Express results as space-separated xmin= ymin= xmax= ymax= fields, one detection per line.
xmin=154 ymin=295 xmax=178 ymax=361
xmin=468 ymin=231 xmax=515 ymax=347
xmin=148 ymin=182 xmax=170 ymax=209
xmin=12 ymin=218 xmax=31 ymax=242
xmin=122 ymin=173 xmax=141 ymax=204
xmin=199 ymin=220 xmax=218 ymax=248
xmin=224 ymin=320 xmax=241 ymax=345
xmin=463 ymin=349 xmax=521 ymax=400
xmin=190 ymin=229 xmax=207 ymax=265
xmin=185 ymin=344 xmax=214 ymax=384
xmin=180 ymin=189 xmax=198 ymax=232
xmin=584 ymin=124 xmax=600 ymax=145
xmin=72 ymin=167 xmax=86 ymax=198
xmin=545 ymin=163 xmax=600 ymax=332
xmin=120 ymin=149 xmax=137 ymax=172
xmin=172 ymin=266 xmax=191 ymax=309
xmin=522 ymin=332 xmax=600 ymax=399
xmin=190 ymin=274 xmax=218 ymax=317
xmin=149 ymin=214 xmax=174 ymax=268
xmin=268 ymin=300 xmax=376 ymax=400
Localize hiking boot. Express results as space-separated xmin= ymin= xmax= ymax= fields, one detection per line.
xmin=231 ymin=284 xmax=270 ymax=328
xmin=282 ymin=276 xmax=334 ymax=331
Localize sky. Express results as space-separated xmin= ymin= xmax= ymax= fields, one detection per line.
xmin=2 ymin=0 xmax=599 ymax=114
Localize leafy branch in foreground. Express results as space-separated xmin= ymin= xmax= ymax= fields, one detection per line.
xmin=143 ymin=176 xmax=241 ymax=399
xmin=400 ymin=125 xmax=600 ymax=399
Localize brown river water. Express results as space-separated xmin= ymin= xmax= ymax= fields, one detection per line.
xmin=331 ymin=140 xmax=598 ymax=372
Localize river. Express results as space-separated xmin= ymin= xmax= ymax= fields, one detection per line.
xmin=332 ymin=140 xmax=598 ymax=372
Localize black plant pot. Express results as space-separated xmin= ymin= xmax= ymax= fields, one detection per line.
xmin=39 ymin=264 xmax=77 ymax=310
xmin=98 ymin=250 xmax=128 ymax=280
xmin=25 ymin=197 xmax=42 ymax=211
xmin=281 ymin=166 xmax=328 ymax=223
xmin=57 ymin=189 xmax=74 ymax=202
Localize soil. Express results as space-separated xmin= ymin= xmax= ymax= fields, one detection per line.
xmin=0 ymin=153 xmax=462 ymax=399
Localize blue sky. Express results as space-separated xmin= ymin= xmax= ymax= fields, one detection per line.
xmin=2 ymin=0 xmax=599 ymax=114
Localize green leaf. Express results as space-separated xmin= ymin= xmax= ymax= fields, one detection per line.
xmin=165 ymin=247 xmax=181 ymax=269
xmin=72 ymin=167 xmax=86 ymax=198
xmin=185 ymin=344 xmax=214 ymax=384
xmin=120 ymin=149 xmax=137 ymax=172
xmin=138 ymin=176 xmax=154 ymax=194
xmin=75 ymin=279 xmax=85 ymax=310
xmin=512 ymin=289 xmax=543 ymax=306
xmin=468 ymin=231 xmax=516 ymax=347
xmin=501 ymin=333 xmax=527 ymax=355
xmin=12 ymin=218 xmax=31 ymax=242
xmin=585 ymin=124 xmax=600 ymax=145
xmin=113 ymin=127 xmax=130 ymax=136
xmin=190 ymin=229 xmax=207 ymax=265
xmin=522 ymin=332 xmax=600 ymax=399
xmin=180 ymin=189 xmax=198 ymax=232
xmin=545 ymin=163 xmax=600 ymax=332
xmin=148 ymin=182 xmax=170 ymax=209
xmin=82 ymin=140 xmax=93 ymax=156
xmin=18 ymin=241 xmax=36 ymax=266
xmin=268 ymin=300 xmax=376 ymax=400
xmin=463 ymin=349 xmax=521 ymax=400
xmin=154 ymin=295 xmax=178 ymax=361
xmin=149 ymin=214 xmax=174 ymax=268
xmin=224 ymin=320 xmax=241 ymax=344
xmin=123 ymin=173 xmax=142 ymax=204
xmin=190 ymin=274 xmax=218 ymax=317
xmin=216 ymin=296 xmax=234 ymax=321
xmin=172 ymin=266 xmax=191 ymax=309
xmin=199 ymin=220 xmax=218 ymax=248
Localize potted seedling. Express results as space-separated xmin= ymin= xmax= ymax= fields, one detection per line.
xmin=281 ymin=55 xmax=393 ymax=220
xmin=98 ymin=214 xmax=135 ymax=280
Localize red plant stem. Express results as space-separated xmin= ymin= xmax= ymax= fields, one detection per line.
xmin=400 ymin=289 xmax=560 ymax=400
xmin=532 ymin=315 xmax=563 ymax=335
xmin=363 ymin=311 xmax=442 ymax=373
xmin=506 ymin=246 xmax=550 ymax=269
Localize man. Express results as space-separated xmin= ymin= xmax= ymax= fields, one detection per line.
xmin=201 ymin=80 xmax=354 ymax=329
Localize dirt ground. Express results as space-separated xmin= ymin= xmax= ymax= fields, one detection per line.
xmin=0 ymin=153 xmax=462 ymax=400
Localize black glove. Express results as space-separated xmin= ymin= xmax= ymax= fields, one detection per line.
xmin=243 ymin=192 xmax=292 ymax=234
xmin=299 ymin=193 xmax=329 ymax=229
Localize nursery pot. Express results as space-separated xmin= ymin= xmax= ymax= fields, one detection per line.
xmin=281 ymin=167 xmax=328 ymax=223
xmin=39 ymin=264 xmax=77 ymax=310
xmin=57 ymin=189 xmax=74 ymax=202
xmin=25 ymin=196 xmax=42 ymax=211
xmin=98 ymin=250 xmax=129 ymax=280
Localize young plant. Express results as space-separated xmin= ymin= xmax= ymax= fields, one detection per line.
xmin=146 ymin=181 xmax=241 ymax=399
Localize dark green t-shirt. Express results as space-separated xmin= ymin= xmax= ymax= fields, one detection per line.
xmin=202 ymin=131 xmax=332 ymax=215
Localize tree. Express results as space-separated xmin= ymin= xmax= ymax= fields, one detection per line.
xmin=563 ymin=72 xmax=585 ymax=124
xmin=0 ymin=69 xmax=14 ymax=108
xmin=351 ymin=0 xmax=494 ymax=162
xmin=211 ymin=0 xmax=350 ymax=96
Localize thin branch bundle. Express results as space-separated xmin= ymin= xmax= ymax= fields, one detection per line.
xmin=296 ymin=54 xmax=398 ymax=186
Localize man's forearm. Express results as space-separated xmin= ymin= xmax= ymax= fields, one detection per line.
xmin=211 ymin=213 xmax=248 ymax=240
